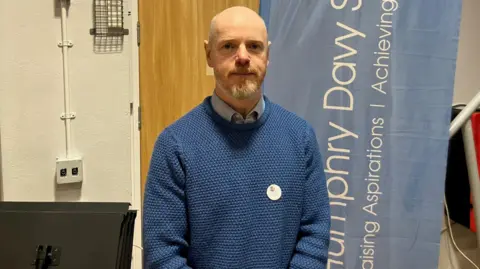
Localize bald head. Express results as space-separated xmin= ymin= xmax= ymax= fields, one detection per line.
xmin=207 ymin=6 xmax=268 ymax=46
xmin=204 ymin=6 xmax=270 ymax=104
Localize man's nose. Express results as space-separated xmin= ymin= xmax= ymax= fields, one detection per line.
xmin=235 ymin=45 xmax=250 ymax=65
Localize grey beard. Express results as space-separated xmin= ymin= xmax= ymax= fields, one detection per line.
xmin=231 ymin=80 xmax=258 ymax=100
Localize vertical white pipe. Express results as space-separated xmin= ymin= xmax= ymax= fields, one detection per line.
xmin=60 ymin=0 xmax=72 ymax=158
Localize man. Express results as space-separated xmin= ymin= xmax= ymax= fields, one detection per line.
xmin=143 ymin=6 xmax=330 ymax=269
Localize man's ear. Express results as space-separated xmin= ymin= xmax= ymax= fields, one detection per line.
xmin=204 ymin=40 xmax=213 ymax=67
xmin=267 ymin=41 xmax=271 ymax=65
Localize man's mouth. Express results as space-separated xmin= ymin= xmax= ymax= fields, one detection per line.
xmin=230 ymin=72 xmax=256 ymax=76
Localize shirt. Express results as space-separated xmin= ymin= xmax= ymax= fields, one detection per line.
xmin=210 ymin=91 xmax=265 ymax=124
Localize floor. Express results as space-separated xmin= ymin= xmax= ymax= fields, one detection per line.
xmin=447 ymin=221 xmax=479 ymax=269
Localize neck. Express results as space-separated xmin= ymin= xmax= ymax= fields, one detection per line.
xmin=214 ymin=88 xmax=261 ymax=117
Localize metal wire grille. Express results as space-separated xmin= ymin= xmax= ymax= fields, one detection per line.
xmin=91 ymin=0 xmax=128 ymax=53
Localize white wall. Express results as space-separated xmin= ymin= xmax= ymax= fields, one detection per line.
xmin=453 ymin=0 xmax=480 ymax=104
xmin=0 ymin=0 xmax=134 ymax=202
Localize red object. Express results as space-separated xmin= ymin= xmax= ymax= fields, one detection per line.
xmin=469 ymin=112 xmax=480 ymax=233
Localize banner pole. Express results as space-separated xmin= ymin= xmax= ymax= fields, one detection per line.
xmin=449 ymin=91 xmax=480 ymax=138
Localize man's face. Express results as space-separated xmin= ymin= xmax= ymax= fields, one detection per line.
xmin=205 ymin=18 xmax=269 ymax=100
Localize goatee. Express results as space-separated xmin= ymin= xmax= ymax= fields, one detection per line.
xmin=231 ymin=80 xmax=258 ymax=100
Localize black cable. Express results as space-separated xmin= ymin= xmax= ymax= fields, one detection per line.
xmin=42 ymin=247 xmax=53 ymax=269
xmin=34 ymin=246 xmax=52 ymax=269
xmin=34 ymin=258 xmax=45 ymax=269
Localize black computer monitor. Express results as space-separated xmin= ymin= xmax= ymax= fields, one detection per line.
xmin=0 ymin=202 xmax=137 ymax=269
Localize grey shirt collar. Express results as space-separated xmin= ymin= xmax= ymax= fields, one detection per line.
xmin=211 ymin=91 xmax=265 ymax=124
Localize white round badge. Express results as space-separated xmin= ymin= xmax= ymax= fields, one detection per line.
xmin=267 ymin=184 xmax=282 ymax=201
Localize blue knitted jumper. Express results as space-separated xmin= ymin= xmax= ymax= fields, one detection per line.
xmin=143 ymin=95 xmax=330 ymax=269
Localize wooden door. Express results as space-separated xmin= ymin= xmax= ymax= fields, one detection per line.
xmin=139 ymin=0 xmax=260 ymax=197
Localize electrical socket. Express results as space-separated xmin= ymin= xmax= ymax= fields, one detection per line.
xmin=56 ymin=157 xmax=83 ymax=184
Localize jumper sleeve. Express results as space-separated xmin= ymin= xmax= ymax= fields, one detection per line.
xmin=290 ymin=125 xmax=331 ymax=269
xmin=143 ymin=129 xmax=192 ymax=269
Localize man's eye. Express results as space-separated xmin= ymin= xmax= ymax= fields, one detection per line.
xmin=249 ymin=44 xmax=262 ymax=51
xmin=223 ymin=43 xmax=234 ymax=49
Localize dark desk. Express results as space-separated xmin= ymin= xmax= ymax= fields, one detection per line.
xmin=0 ymin=202 xmax=136 ymax=269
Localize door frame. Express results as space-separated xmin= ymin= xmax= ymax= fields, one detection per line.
xmin=128 ymin=0 xmax=143 ymax=268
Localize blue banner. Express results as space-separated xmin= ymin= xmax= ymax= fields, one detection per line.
xmin=260 ymin=0 xmax=463 ymax=268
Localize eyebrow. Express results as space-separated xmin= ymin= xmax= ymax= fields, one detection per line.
xmin=217 ymin=38 xmax=264 ymax=44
